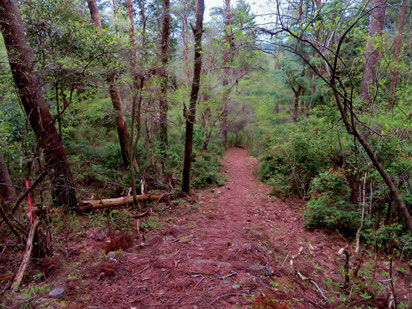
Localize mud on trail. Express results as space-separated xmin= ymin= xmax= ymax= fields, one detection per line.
xmin=3 ymin=148 xmax=410 ymax=308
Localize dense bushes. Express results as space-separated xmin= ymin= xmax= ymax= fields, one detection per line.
xmin=257 ymin=117 xmax=342 ymax=198
xmin=256 ymin=106 xmax=411 ymax=249
xmin=304 ymin=169 xmax=360 ymax=235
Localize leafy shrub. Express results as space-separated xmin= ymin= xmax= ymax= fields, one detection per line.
xmin=257 ymin=118 xmax=343 ymax=197
xmin=191 ymin=149 xmax=226 ymax=188
xmin=304 ymin=168 xmax=360 ymax=236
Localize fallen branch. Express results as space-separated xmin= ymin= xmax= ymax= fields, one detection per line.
xmin=296 ymin=271 xmax=328 ymax=302
xmin=78 ymin=194 xmax=163 ymax=211
xmin=218 ymin=271 xmax=237 ymax=280
xmin=11 ymin=218 xmax=40 ymax=293
xmin=131 ymin=209 xmax=149 ymax=218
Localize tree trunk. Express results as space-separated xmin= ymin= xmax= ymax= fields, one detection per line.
xmin=181 ymin=3 xmax=190 ymax=86
xmin=86 ymin=0 xmax=102 ymax=29
xmin=360 ymin=0 xmax=387 ymax=106
xmin=126 ymin=0 xmax=140 ymax=206
xmin=159 ymin=0 xmax=171 ymax=153
xmin=292 ymin=89 xmax=299 ymax=121
xmin=0 ymin=0 xmax=77 ymax=208
xmin=88 ymin=1 xmax=131 ymax=166
xmin=331 ymin=89 xmax=412 ymax=234
xmin=108 ymin=75 xmax=131 ymax=166
xmin=221 ymin=0 xmax=231 ymax=144
xmin=0 ymin=151 xmax=16 ymax=211
xmin=182 ymin=0 xmax=205 ymax=193
xmin=86 ymin=0 xmax=131 ymax=167
xmin=387 ymin=0 xmax=406 ymax=111
xmin=292 ymin=85 xmax=303 ymax=122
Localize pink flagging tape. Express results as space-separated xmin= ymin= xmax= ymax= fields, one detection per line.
xmin=24 ymin=178 xmax=33 ymax=224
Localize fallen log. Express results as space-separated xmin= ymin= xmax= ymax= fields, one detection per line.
xmin=11 ymin=218 xmax=40 ymax=293
xmin=78 ymin=194 xmax=163 ymax=211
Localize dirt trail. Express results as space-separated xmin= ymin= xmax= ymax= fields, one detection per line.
xmin=63 ymin=148 xmax=408 ymax=308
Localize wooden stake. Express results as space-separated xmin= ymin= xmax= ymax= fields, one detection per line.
xmin=11 ymin=218 xmax=40 ymax=293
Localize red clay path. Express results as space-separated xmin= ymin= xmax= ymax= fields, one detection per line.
xmin=60 ymin=148 xmax=410 ymax=308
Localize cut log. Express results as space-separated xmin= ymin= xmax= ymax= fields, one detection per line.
xmin=11 ymin=218 xmax=40 ymax=293
xmin=78 ymin=194 xmax=163 ymax=211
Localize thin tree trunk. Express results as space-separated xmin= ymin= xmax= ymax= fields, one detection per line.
xmin=108 ymin=75 xmax=131 ymax=166
xmin=87 ymin=0 xmax=102 ymax=29
xmin=0 ymin=0 xmax=77 ymax=208
xmin=360 ymin=0 xmax=387 ymax=106
xmin=181 ymin=3 xmax=190 ymax=86
xmin=292 ymin=85 xmax=303 ymax=122
xmin=86 ymin=0 xmax=132 ymax=167
xmin=182 ymin=0 xmax=205 ymax=193
xmin=331 ymin=89 xmax=412 ymax=233
xmin=356 ymin=172 xmax=368 ymax=254
xmin=126 ymin=0 xmax=140 ymax=206
xmin=159 ymin=0 xmax=171 ymax=153
xmin=292 ymin=89 xmax=299 ymax=121
xmin=112 ymin=0 xmax=119 ymax=36
xmin=221 ymin=0 xmax=231 ymax=144
xmin=387 ymin=0 xmax=406 ymax=111
xmin=0 ymin=151 xmax=16 ymax=211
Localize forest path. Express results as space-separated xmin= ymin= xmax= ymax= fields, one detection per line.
xmin=69 ymin=148 xmax=347 ymax=308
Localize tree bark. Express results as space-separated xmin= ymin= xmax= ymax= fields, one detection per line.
xmin=387 ymin=0 xmax=406 ymax=111
xmin=108 ymin=75 xmax=131 ymax=166
xmin=360 ymin=0 xmax=387 ymax=106
xmin=0 ymin=150 xmax=16 ymax=211
xmin=182 ymin=0 xmax=205 ymax=193
xmin=86 ymin=0 xmax=102 ymax=30
xmin=0 ymin=0 xmax=77 ymax=208
xmin=159 ymin=0 xmax=171 ymax=152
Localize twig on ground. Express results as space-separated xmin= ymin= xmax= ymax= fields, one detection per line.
xmin=131 ymin=209 xmax=149 ymax=218
xmin=310 ymin=279 xmax=328 ymax=302
xmin=193 ymin=277 xmax=204 ymax=289
xmin=218 ymin=271 xmax=237 ymax=280
xmin=170 ymin=246 xmax=183 ymax=257
xmin=296 ymin=271 xmax=328 ymax=302
xmin=136 ymin=264 xmax=151 ymax=275
xmin=281 ymin=251 xmax=290 ymax=268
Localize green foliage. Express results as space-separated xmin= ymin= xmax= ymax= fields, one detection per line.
xmin=257 ymin=116 xmax=342 ymax=197
xmin=191 ymin=149 xmax=226 ymax=188
xmin=304 ymin=169 xmax=359 ymax=235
